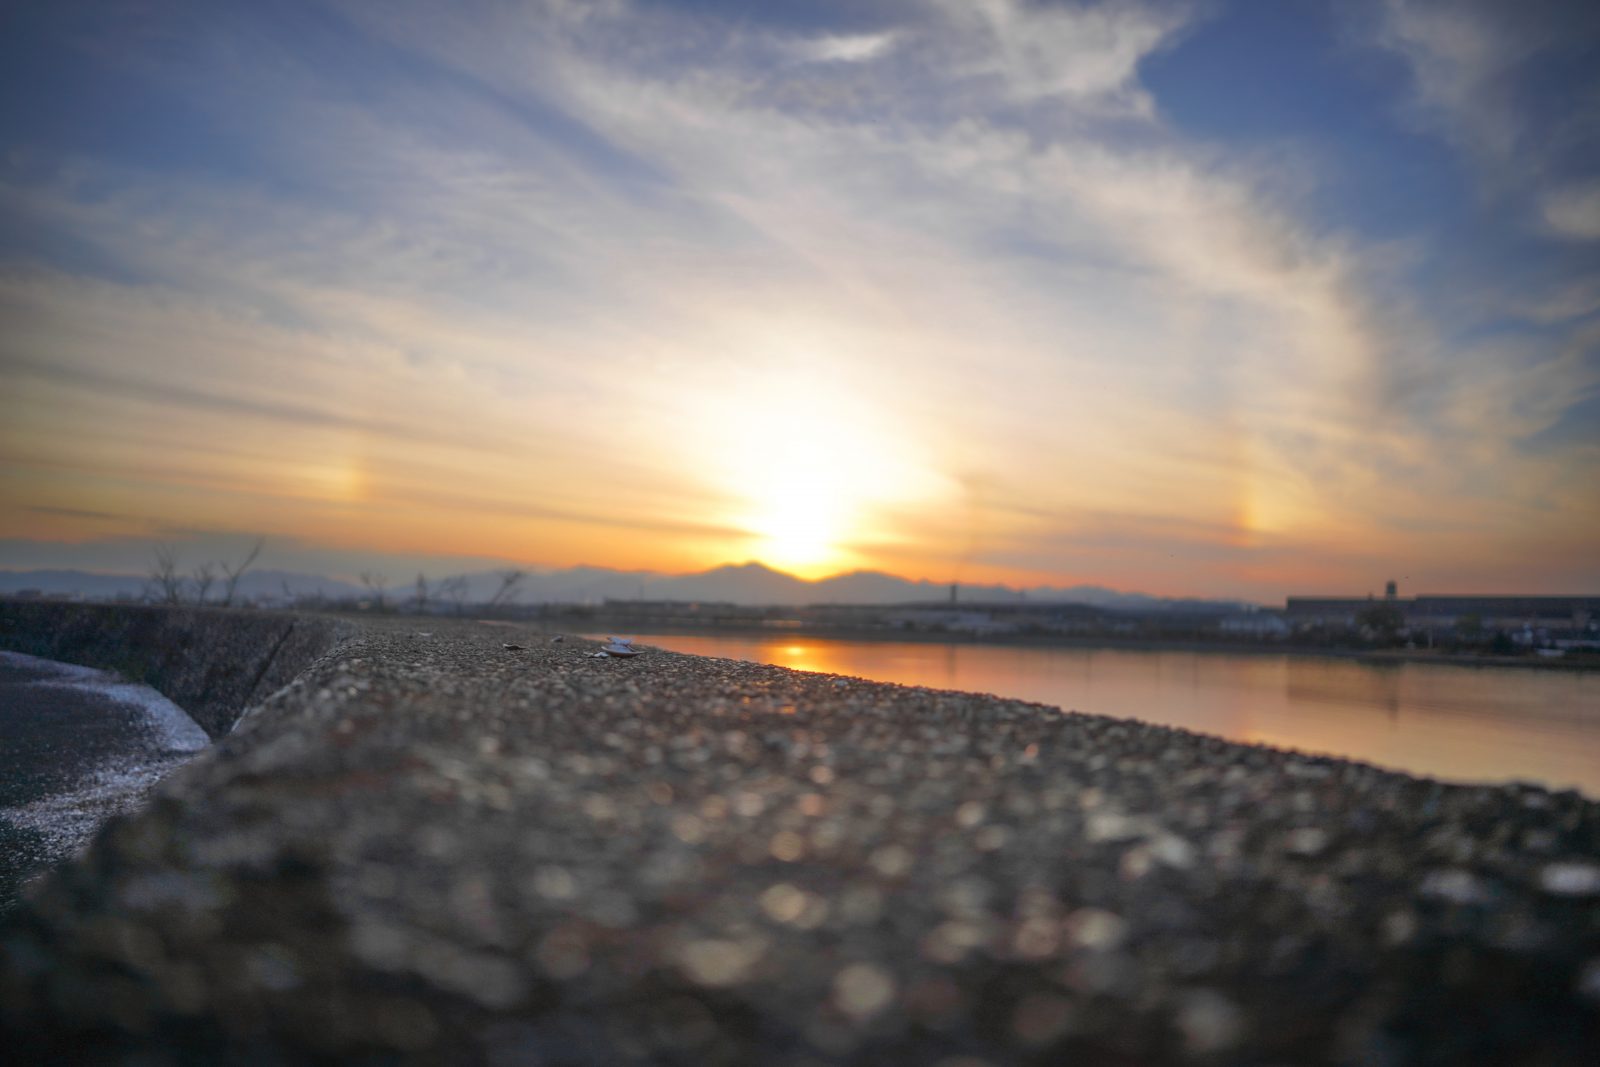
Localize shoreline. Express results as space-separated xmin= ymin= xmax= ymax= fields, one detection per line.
xmin=565 ymin=618 xmax=1600 ymax=673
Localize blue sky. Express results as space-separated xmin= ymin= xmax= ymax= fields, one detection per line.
xmin=1 ymin=0 xmax=1597 ymax=597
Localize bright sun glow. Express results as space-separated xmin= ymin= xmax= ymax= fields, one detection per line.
xmin=690 ymin=358 xmax=953 ymax=578
xmin=746 ymin=452 xmax=853 ymax=573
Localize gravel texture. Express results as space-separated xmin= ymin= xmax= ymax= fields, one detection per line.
xmin=2 ymin=615 xmax=1598 ymax=1064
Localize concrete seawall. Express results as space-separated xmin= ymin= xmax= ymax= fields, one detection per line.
xmin=1 ymin=605 xmax=1597 ymax=1064
xmin=0 ymin=602 xmax=356 ymax=914
xmin=0 ymin=601 xmax=353 ymax=738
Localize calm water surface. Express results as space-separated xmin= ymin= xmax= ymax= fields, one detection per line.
xmin=627 ymin=634 xmax=1600 ymax=796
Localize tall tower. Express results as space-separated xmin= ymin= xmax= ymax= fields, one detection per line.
xmin=1385 ymin=579 xmax=1397 ymax=601
xmin=949 ymin=582 xmax=958 ymax=605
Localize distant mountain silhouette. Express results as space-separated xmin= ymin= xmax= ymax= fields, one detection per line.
xmin=0 ymin=569 xmax=149 ymax=599
xmin=647 ymin=562 xmax=811 ymax=603
xmin=231 ymin=570 xmax=368 ymax=600
xmin=538 ymin=561 xmax=1204 ymax=609
xmin=1 ymin=562 xmax=1235 ymax=610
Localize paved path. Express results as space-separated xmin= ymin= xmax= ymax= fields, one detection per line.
xmin=3 ymin=621 xmax=1598 ymax=1063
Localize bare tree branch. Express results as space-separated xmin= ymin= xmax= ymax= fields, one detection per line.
xmin=487 ymin=569 xmax=526 ymax=609
xmin=147 ymin=546 xmax=184 ymax=604
xmin=438 ymin=576 xmax=469 ymax=615
xmin=359 ymin=571 xmax=390 ymax=612
xmin=220 ymin=537 xmax=265 ymax=607
xmin=191 ymin=562 xmax=217 ymax=604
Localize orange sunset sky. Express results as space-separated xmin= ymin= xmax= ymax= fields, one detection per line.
xmin=2 ymin=1 xmax=1598 ymax=600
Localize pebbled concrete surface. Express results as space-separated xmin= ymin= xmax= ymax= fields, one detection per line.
xmin=2 ymin=616 xmax=1598 ymax=1064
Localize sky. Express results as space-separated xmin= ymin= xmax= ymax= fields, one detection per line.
xmin=1 ymin=0 xmax=1597 ymax=600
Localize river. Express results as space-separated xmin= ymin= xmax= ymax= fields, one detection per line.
xmin=621 ymin=634 xmax=1600 ymax=797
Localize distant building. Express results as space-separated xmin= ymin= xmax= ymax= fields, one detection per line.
xmin=1284 ymin=594 xmax=1600 ymax=631
xmin=891 ymin=609 xmax=1019 ymax=635
xmin=1220 ymin=612 xmax=1289 ymax=638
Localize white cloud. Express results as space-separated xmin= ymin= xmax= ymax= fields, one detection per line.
xmin=4 ymin=0 xmax=1595 ymax=591
xmin=1369 ymin=0 xmax=1600 ymax=428
xmin=931 ymin=0 xmax=1192 ymax=113
xmin=1371 ymin=0 xmax=1599 ymax=219
xmin=1543 ymin=181 xmax=1600 ymax=241
xmin=1374 ymin=0 xmax=1528 ymax=160
xmin=1518 ymin=276 xmax=1600 ymax=324
xmin=792 ymin=31 xmax=900 ymax=65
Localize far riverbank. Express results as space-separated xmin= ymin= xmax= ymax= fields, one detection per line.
xmin=619 ymin=630 xmax=1600 ymax=796
xmin=565 ymin=617 xmax=1600 ymax=673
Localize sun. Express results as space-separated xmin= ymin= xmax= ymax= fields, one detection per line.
xmin=744 ymin=457 xmax=852 ymax=575
xmin=717 ymin=377 xmax=952 ymax=578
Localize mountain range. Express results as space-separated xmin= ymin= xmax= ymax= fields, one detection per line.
xmin=0 ymin=561 xmax=1244 ymax=611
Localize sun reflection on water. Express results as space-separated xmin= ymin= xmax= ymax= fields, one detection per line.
xmin=631 ymin=633 xmax=1600 ymax=796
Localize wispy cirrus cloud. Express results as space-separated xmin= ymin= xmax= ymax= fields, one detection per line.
xmin=1361 ymin=0 xmax=1600 ymax=477
xmin=790 ymin=31 xmax=901 ymax=65
xmin=1373 ymin=0 xmax=1535 ymax=160
xmin=1371 ymin=0 xmax=1600 ymax=220
xmin=1 ymin=0 xmax=1595 ymax=595
xmin=931 ymin=0 xmax=1194 ymax=111
xmin=1543 ymin=181 xmax=1600 ymax=242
